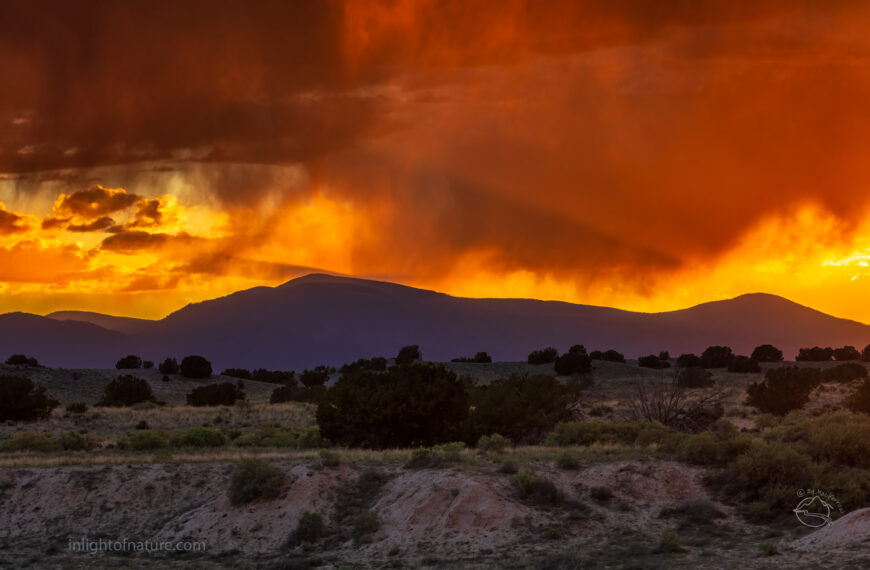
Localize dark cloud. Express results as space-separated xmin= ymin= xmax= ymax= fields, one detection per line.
xmin=0 ymin=204 xmax=29 ymax=235
xmin=99 ymin=230 xmax=200 ymax=254
xmin=53 ymin=185 xmax=140 ymax=219
xmin=67 ymin=216 xmax=115 ymax=233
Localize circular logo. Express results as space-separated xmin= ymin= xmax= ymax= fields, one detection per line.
xmin=793 ymin=495 xmax=833 ymax=528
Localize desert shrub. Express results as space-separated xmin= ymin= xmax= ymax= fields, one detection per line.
xmin=186 ymin=382 xmax=245 ymax=406
xmin=221 ymin=368 xmax=252 ymax=379
xmin=554 ymin=345 xmax=592 ymax=375
xmin=228 ymin=458 xmax=285 ymax=505
xmin=340 ymin=357 xmax=388 ymax=373
xmin=547 ymin=420 xmax=675 ymax=447
xmin=463 ymin=374 xmax=577 ymax=445
xmin=676 ymin=428 xmax=752 ymax=466
xmin=143 ymin=360 xmax=154 ymax=369
xmin=250 ymin=369 xmax=294 ymax=384
xmin=627 ymin=375 xmax=724 ymax=432
xmin=751 ymin=344 xmax=783 ymax=363
xmin=452 ymin=351 xmax=493 ymax=363
xmin=120 ymin=430 xmax=169 ymax=451
xmin=796 ymin=346 xmax=833 ymax=362
xmin=590 ymin=349 xmax=625 ymax=363
xmin=728 ymin=355 xmax=761 ymax=373
xmin=405 ymin=442 xmax=466 ymax=468
xmin=847 ymin=379 xmax=870 ymax=414
xmin=169 ymin=426 xmax=228 ymax=448
xmin=746 ymin=366 xmax=821 ymax=416
xmin=656 ymin=531 xmax=686 ymax=553
xmin=115 ymin=355 xmax=142 ymax=369
xmin=317 ymin=363 xmax=469 ymax=448
xmin=528 ymin=347 xmax=558 ymax=365
xmin=721 ymin=440 xmax=817 ymax=521
xmin=59 ymin=430 xmax=98 ymax=451
xmin=701 ymin=346 xmax=734 ymax=368
xmin=292 ymin=512 xmax=325 ymax=544
xmin=0 ymin=374 xmax=59 ymax=421
xmin=677 ymin=367 xmax=714 ymax=388
xmin=65 ymin=402 xmax=88 ymax=414
xmin=318 ymin=449 xmax=340 ymax=467
xmin=823 ymin=362 xmax=868 ymax=383
xmin=0 ymin=431 xmax=57 ymax=453
xmin=512 ymin=470 xmax=563 ymax=505
xmin=833 ymin=345 xmax=862 ymax=361
xmin=269 ymin=384 xmax=302 ymax=403
xmin=676 ymin=353 xmax=702 ymax=368
xmin=135 ymin=420 xmax=149 ymax=430
xmin=296 ymin=426 xmax=324 ymax=449
xmin=589 ymin=486 xmax=613 ymax=502
xmin=158 ymin=357 xmax=179 ymax=374
xmin=555 ymin=450 xmax=579 ymax=470
xmin=477 ymin=433 xmax=510 ymax=453
xmin=659 ymin=497 xmax=725 ymax=525
xmin=638 ymin=354 xmax=668 ymax=369
xmin=300 ymin=366 xmax=331 ymax=388
xmin=498 ymin=458 xmax=518 ymax=474
xmin=863 ymin=344 xmax=870 ymax=362
xmin=5 ymin=354 xmax=38 ymax=366
xmin=97 ymin=375 xmax=156 ymax=407
xmin=395 ymin=344 xmax=422 ymax=365
xmin=180 ymin=355 xmax=212 ymax=378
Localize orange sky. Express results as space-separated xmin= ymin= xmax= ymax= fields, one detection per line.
xmin=2 ymin=1 xmax=870 ymax=322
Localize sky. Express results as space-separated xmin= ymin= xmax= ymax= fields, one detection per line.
xmin=2 ymin=0 xmax=870 ymax=321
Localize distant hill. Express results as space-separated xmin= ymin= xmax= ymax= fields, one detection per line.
xmin=2 ymin=273 xmax=870 ymax=370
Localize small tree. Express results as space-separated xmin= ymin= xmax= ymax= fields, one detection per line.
xmin=846 ymin=379 xmax=870 ymax=414
xmin=528 ymin=347 xmax=559 ymax=365
xmin=158 ymin=357 xmax=179 ymax=374
xmin=677 ymin=367 xmax=714 ymax=388
xmin=97 ymin=375 xmax=157 ymax=407
xmin=300 ymin=366 xmax=331 ymax=388
xmin=554 ymin=345 xmax=591 ymax=375
xmin=746 ymin=366 xmax=821 ymax=416
xmin=451 ymin=352 xmax=493 ymax=363
xmin=677 ymin=353 xmax=702 ymax=368
xmin=115 ymin=355 xmax=142 ymax=369
xmin=180 ymin=355 xmax=212 ymax=378
xmin=701 ymin=346 xmax=734 ymax=368
xmin=221 ymin=368 xmax=252 ymax=379
xmin=638 ymin=354 xmax=669 ymax=369
xmin=627 ymin=373 xmax=723 ymax=432
xmin=728 ymin=356 xmax=760 ymax=373
xmin=796 ymin=346 xmax=833 ymax=362
xmin=750 ymin=344 xmax=783 ymax=363
xmin=0 ymin=374 xmax=59 ymax=421
xmin=395 ymin=345 xmax=422 ymax=365
xmin=5 ymin=354 xmax=39 ymax=367
xmin=862 ymin=344 xmax=870 ymax=363
xmin=833 ymin=346 xmax=862 ymax=361
xmin=822 ymin=362 xmax=868 ymax=383
xmin=186 ymin=382 xmax=245 ymax=406
xmin=228 ymin=458 xmax=285 ymax=505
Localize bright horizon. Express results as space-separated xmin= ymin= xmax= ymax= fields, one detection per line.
xmin=3 ymin=2 xmax=870 ymax=323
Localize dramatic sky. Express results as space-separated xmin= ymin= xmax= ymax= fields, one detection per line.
xmin=2 ymin=0 xmax=870 ymax=321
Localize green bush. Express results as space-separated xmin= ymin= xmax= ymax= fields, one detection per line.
xmin=677 ymin=367 xmax=714 ymax=388
xmin=59 ymin=430 xmax=98 ymax=451
xmin=317 ymin=363 xmax=469 ymax=448
xmin=228 ymin=458 xmax=285 ymax=505
xmin=180 ymin=355 xmax=212 ymax=378
xmin=158 ymin=357 xmax=179 ymax=374
xmin=746 ymin=366 xmax=821 ymax=416
xmin=296 ymin=426 xmax=323 ymax=449
xmin=169 ymin=426 xmax=228 ymax=448
xmin=120 ymin=430 xmax=169 ymax=451
xmin=555 ymin=450 xmax=579 ymax=470
xmin=477 ymin=433 xmax=510 ymax=453
xmin=292 ymin=512 xmax=325 ymax=544
xmin=186 ymin=382 xmax=244 ymax=406
xmin=847 ymin=379 xmax=870 ymax=414
xmin=405 ymin=442 xmax=466 ymax=468
xmin=319 ymin=449 xmax=340 ymax=467
xmin=547 ymin=420 xmax=674 ymax=447
xmin=527 ymin=347 xmax=558 ymax=365
xmin=0 ymin=431 xmax=57 ymax=453
xmin=656 ymin=531 xmax=686 ymax=553
xmin=512 ymin=470 xmax=563 ymax=505
xmin=0 ymin=374 xmax=59 ymax=421
xmin=824 ymin=362 xmax=868 ymax=383
xmin=97 ymin=375 xmax=157 ymax=407
xmin=65 ymin=402 xmax=88 ymax=414
xmin=659 ymin=498 xmax=725 ymax=524
xmin=115 ymin=355 xmax=142 ymax=369
xmin=676 ymin=430 xmax=752 ymax=466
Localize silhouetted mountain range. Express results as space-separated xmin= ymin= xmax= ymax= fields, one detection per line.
xmin=2 ymin=273 xmax=870 ymax=370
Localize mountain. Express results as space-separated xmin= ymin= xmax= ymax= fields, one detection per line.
xmin=47 ymin=311 xmax=157 ymax=334
xmin=3 ymin=273 xmax=870 ymax=369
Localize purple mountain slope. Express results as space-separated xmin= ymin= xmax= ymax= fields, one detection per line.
xmin=3 ymin=273 xmax=870 ymax=370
